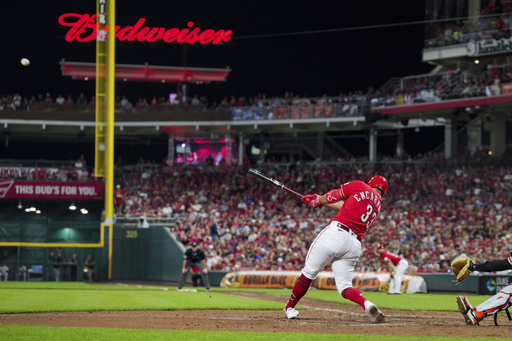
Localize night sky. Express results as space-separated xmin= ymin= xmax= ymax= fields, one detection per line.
xmin=4 ymin=1 xmax=433 ymax=104
xmin=2 ymin=1 xmax=441 ymax=162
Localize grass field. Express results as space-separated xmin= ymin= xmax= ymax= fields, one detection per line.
xmin=0 ymin=282 xmax=505 ymax=341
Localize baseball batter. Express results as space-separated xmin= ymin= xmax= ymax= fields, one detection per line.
xmin=455 ymin=252 xmax=512 ymax=325
xmin=284 ymin=175 xmax=388 ymax=323
xmin=376 ymin=243 xmax=409 ymax=295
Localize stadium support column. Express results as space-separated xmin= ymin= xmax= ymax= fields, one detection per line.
xmin=238 ymin=132 xmax=244 ymax=166
xmin=488 ymin=111 xmax=506 ymax=158
xmin=369 ymin=127 xmax=377 ymax=162
xmin=468 ymin=0 xmax=481 ymax=32
xmin=167 ymin=135 xmax=175 ymax=165
xmin=396 ymin=129 xmax=404 ymax=158
xmin=444 ymin=117 xmax=457 ymax=159
xmin=225 ymin=133 xmax=232 ymax=166
xmin=468 ymin=117 xmax=482 ymax=156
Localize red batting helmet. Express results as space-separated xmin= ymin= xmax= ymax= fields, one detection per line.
xmin=377 ymin=243 xmax=385 ymax=249
xmin=368 ymin=175 xmax=388 ymax=195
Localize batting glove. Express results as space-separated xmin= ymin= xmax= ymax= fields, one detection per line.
xmin=303 ymin=194 xmax=322 ymax=208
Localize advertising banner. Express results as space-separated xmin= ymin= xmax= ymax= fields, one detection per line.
xmin=220 ymin=270 xmax=427 ymax=293
xmin=0 ymin=181 xmax=104 ymax=200
xmin=502 ymin=83 xmax=512 ymax=94
xmin=478 ymin=275 xmax=512 ymax=295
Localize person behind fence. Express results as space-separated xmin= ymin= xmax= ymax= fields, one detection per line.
xmin=49 ymin=251 xmax=63 ymax=282
xmin=85 ymin=254 xmax=95 ymax=282
xmin=18 ymin=264 xmax=27 ymax=281
xmin=70 ymin=253 xmax=78 ymax=281
xmin=177 ymin=241 xmax=211 ymax=291
xmin=0 ymin=263 xmax=9 ymax=281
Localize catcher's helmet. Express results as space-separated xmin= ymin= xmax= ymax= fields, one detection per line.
xmin=368 ymin=175 xmax=388 ymax=195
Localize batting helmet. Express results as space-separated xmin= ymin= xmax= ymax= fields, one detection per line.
xmin=377 ymin=243 xmax=385 ymax=249
xmin=368 ymin=175 xmax=388 ymax=195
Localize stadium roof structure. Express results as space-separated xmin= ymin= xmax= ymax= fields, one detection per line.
xmin=59 ymin=60 xmax=231 ymax=84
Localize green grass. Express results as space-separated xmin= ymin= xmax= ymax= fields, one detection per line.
xmin=0 ymin=325 xmax=505 ymax=341
xmin=0 ymin=282 xmax=489 ymax=313
xmin=0 ymin=282 xmax=504 ymax=340
xmin=0 ymin=282 xmax=284 ymax=313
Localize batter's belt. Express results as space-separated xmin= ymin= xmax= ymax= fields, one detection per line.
xmin=336 ymin=222 xmax=362 ymax=242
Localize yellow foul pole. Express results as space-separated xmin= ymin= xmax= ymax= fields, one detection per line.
xmin=105 ymin=0 xmax=115 ymax=223
xmin=96 ymin=0 xmax=115 ymax=280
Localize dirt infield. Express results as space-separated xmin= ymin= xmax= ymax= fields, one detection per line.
xmin=0 ymin=292 xmax=508 ymax=337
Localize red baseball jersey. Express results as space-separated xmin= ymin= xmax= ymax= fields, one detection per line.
xmin=330 ymin=180 xmax=382 ymax=239
xmin=379 ymin=250 xmax=402 ymax=266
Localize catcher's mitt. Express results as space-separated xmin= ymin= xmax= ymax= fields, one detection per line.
xmin=451 ymin=257 xmax=475 ymax=284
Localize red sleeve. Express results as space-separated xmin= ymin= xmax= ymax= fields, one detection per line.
xmin=339 ymin=180 xmax=367 ymax=200
xmin=325 ymin=189 xmax=343 ymax=203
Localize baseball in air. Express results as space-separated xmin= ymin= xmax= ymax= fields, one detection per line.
xmin=21 ymin=58 xmax=30 ymax=66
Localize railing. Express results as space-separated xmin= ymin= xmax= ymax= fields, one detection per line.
xmin=114 ymin=214 xmax=182 ymax=227
xmin=231 ymin=102 xmax=363 ymax=121
xmin=2 ymin=77 xmax=511 ymax=126
xmin=0 ymin=159 xmax=77 ymax=168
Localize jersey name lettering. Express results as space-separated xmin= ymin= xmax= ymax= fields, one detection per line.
xmin=353 ymin=191 xmax=381 ymax=209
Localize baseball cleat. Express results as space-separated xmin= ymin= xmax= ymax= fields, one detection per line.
xmin=364 ymin=300 xmax=385 ymax=323
xmin=284 ymin=307 xmax=300 ymax=319
xmin=456 ymin=296 xmax=481 ymax=325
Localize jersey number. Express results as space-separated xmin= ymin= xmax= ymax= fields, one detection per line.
xmin=361 ymin=205 xmax=377 ymax=230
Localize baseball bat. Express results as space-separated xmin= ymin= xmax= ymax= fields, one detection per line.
xmin=247 ymin=168 xmax=304 ymax=198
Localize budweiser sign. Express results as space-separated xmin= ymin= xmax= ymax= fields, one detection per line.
xmin=58 ymin=13 xmax=233 ymax=45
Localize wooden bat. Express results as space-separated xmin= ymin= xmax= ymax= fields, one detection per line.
xmin=247 ymin=168 xmax=304 ymax=198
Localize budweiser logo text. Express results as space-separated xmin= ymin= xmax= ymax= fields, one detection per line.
xmin=58 ymin=13 xmax=233 ymax=45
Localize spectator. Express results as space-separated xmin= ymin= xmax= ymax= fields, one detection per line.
xmin=44 ymin=93 xmax=53 ymax=104
xmin=55 ymin=94 xmax=65 ymax=105
xmin=210 ymin=221 xmax=220 ymax=242
xmin=161 ymin=203 xmax=173 ymax=218
xmin=12 ymin=93 xmax=22 ymax=109
xmin=76 ymin=93 xmax=87 ymax=105
xmin=115 ymin=185 xmax=124 ymax=214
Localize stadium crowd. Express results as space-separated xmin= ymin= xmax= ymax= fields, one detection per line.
xmin=115 ymin=157 xmax=512 ymax=275
xmin=2 ymin=58 xmax=510 ymax=118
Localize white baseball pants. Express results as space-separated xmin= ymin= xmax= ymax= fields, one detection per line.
xmin=302 ymin=221 xmax=361 ymax=295
xmin=389 ymin=258 xmax=409 ymax=294
xmin=476 ymin=284 xmax=512 ymax=317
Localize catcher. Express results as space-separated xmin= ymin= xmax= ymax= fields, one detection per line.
xmin=451 ymin=252 xmax=512 ymax=325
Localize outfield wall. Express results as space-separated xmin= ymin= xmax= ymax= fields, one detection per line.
xmin=100 ymin=225 xmax=185 ymax=282
xmin=2 ymin=224 xmax=509 ymax=294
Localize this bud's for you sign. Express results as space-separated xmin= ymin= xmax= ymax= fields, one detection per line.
xmin=0 ymin=181 xmax=104 ymax=200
